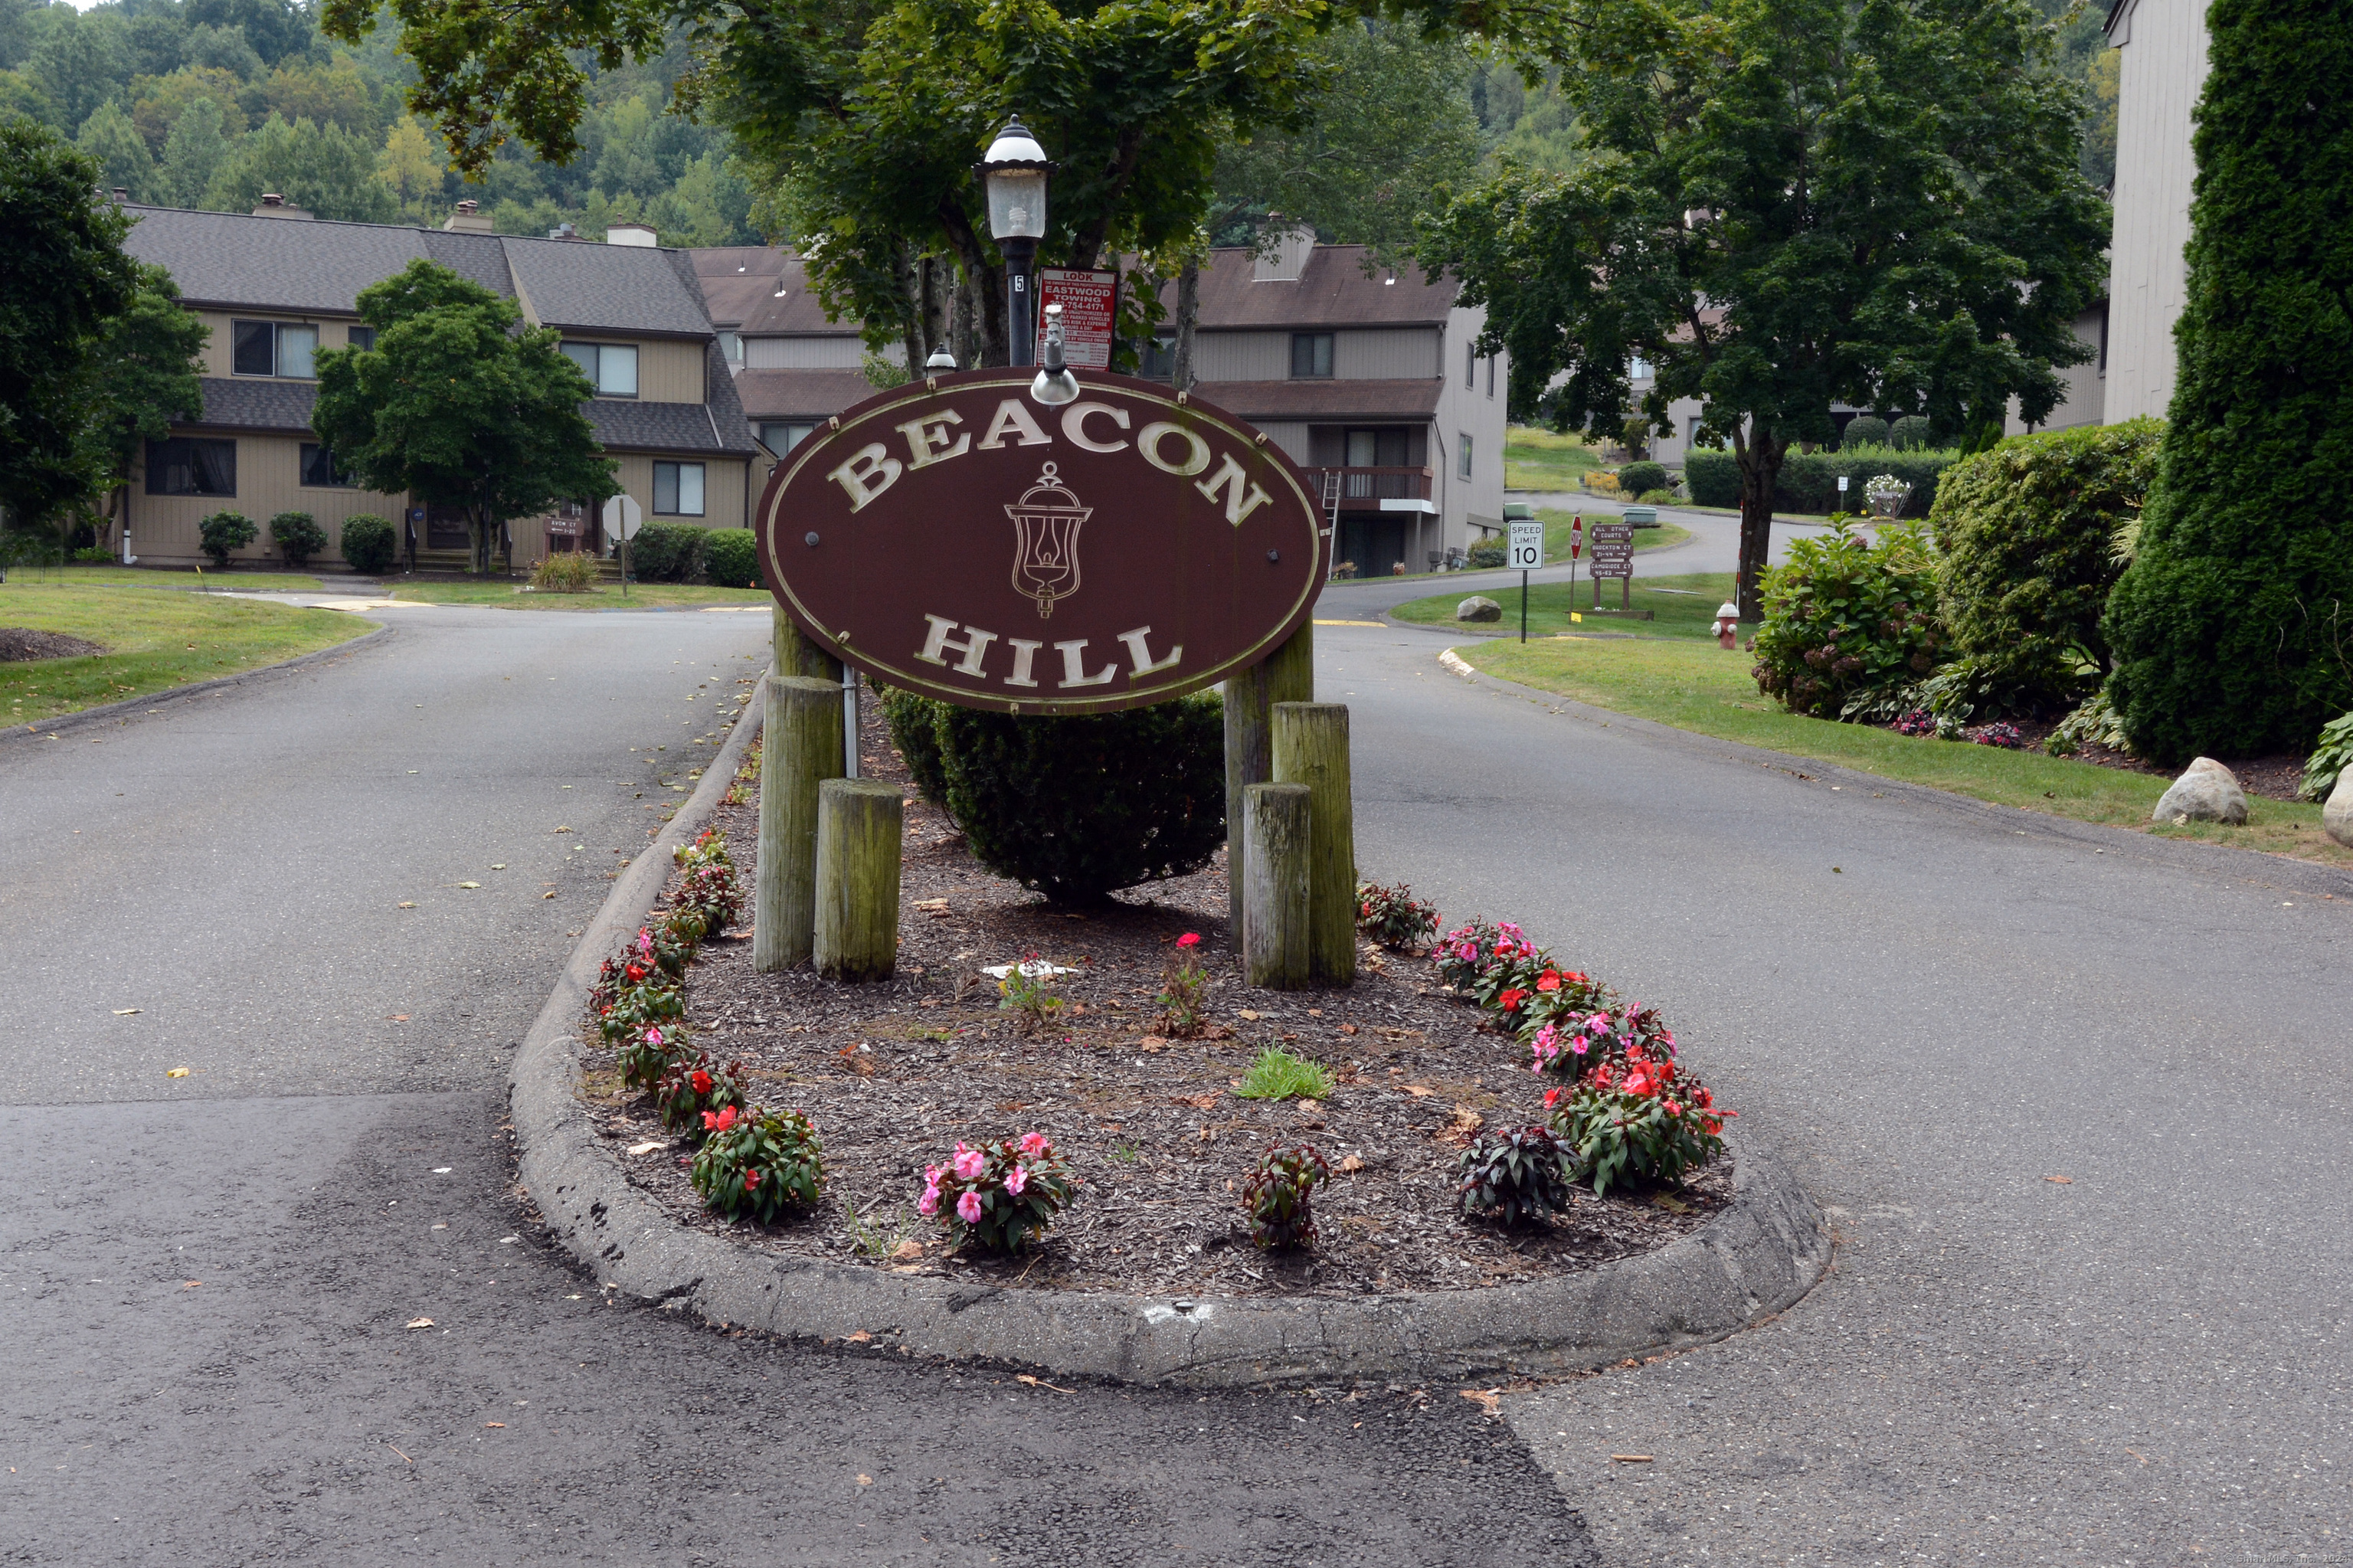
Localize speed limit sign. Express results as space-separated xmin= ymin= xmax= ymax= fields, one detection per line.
xmin=1508 ymin=519 xmax=1545 ymax=571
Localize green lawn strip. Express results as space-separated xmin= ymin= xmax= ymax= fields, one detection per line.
xmin=1505 ymin=426 xmax=1605 ymax=489
xmin=1459 ymin=636 xmax=2353 ymax=870
xmin=1535 ymin=508 xmax=1692 ymax=561
xmin=1396 ymin=572 xmax=1736 ymax=640
xmin=5 ymin=565 xmax=329 ymax=591
xmin=0 ymin=583 xmax=369 ymax=725
xmin=388 ymin=581 xmax=772 ymax=609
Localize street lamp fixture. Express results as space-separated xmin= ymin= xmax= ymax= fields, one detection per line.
xmin=1031 ymin=303 xmax=1079 ymax=405
xmin=980 ymin=116 xmax=1052 ymax=368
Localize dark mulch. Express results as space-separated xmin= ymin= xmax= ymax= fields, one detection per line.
xmin=0 ymin=627 xmax=105 ymax=662
xmin=1875 ymin=711 xmax=2311 ymax=802
xmin=578 ymin=698 xmax=1726 ymax=1300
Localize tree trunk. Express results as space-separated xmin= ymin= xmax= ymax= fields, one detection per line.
xmin=1733 ymin=432 xmax=1785 ymax=622
xmin=951 ymin=267 xmax=979 ymax=372
xmin=1173 ymin=260 xmax=1199 ymax=392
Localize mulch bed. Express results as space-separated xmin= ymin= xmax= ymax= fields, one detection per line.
xmin=578 ymin=697 xmax=1727 ymax=1300
xmin=0 ymin=627 xmax=105 ymax=662
xmin=1875 ymin=711 xmax=2309 ymax=802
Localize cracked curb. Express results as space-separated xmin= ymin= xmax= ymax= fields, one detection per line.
xmin=509 ymin=669 xmax=1833 ymax=1386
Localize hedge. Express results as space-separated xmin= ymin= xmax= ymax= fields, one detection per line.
xmin=705 ymin=527 xmax=760 ymax=588
xmin=630 ymin=522 xmax=708 ymax=583
xmin=338 ymin=514 xmax=396 ymax=574
xmin=1684 ymin=447 xmax=1961 ymax=516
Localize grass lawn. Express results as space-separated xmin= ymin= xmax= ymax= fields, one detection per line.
xmin=1396 ymin=571 xmax=1735 ymax=640
xmin=1451 ymin=636 xmax=2353 ymax=870
xmin=387 ymin=581 xmax=773 ymax=610
xmin=1 ymin=581 xmax=369 ymax=725
xmin=1534 ymin=507 xmax=1692 ymax=563
xmin=4 ymin=564 xmax=329 ymax=591
xmin=1506 ymin=426 xmax=1605 ymax=490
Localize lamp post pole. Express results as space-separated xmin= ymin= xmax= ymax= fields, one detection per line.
xmin=1004 ymin=236 xmax=1037 ymax=368
xmin=979 ymin=116 xmax=1052 ymax=371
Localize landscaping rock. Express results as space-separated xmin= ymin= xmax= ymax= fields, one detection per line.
xmin=1455 ymin=595 xmax=1502 ymax=623
xmin=2152 ymin=757 xmax=2249 ymax=826
xmin=2325 ymin=771 xmax=2353 ymax=848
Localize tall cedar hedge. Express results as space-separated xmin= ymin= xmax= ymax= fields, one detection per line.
xmin=2103 ymin=0 xmax=2353 ymax=761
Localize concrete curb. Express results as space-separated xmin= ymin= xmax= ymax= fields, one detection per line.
xmin=508 ymin=672 xmax=1833 ymax=1387
xmin=2 ymin=623 xmax=390 ymax=748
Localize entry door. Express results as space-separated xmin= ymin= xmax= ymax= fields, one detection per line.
xmin=426 ymin=506 xmax=471 ymax=550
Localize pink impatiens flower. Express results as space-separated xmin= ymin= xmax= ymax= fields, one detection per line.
xmin=951 ymin=1144 xmax=985 ymax=1181
xmin=1176 ymin=932 xmax=1201 ymax=948
xmin=1004 ymin=1163 xmax=1028 ymax=1196
xmin=918 ymin=1187 xmax=940 ymax=1217
xmin=956 ymin=1190 xmax=982 ymax=1223
xmin=1019 ymin=1132 xmax=1049 ymax=1156
xmin=637 ymin=929 xmax=653 ymax=955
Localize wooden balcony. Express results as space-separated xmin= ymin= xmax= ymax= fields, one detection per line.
xmin=1300 ymin=465 xmax=1436 ymax=511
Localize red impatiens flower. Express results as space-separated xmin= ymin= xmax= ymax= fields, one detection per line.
xmin=702 ymin=1105 xmax=740 ymax=1134
xmin=1176 ymin=932 xmax=1201 ymax=949
xmin=1543 ymin=1087 xmax=1561 ymax=1110
xmin=689 ymin=1069 xmax=713 ymax=1095
xmin=625 ymin=963 xmax=646 ymax=983
xmin=743 ymin=1168 xmax=761 ymax=1191
xmin=1497 ymin=987 xmax=1529 ymax=1012
xmin=1536 ymin=970 xmax=1562 ymax=992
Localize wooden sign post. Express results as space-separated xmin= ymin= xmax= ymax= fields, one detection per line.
xmin=1589 ymin=522 xmax=1635 ymax=611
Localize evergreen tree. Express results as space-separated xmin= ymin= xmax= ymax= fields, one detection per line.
xmin=2103 ymin=0 xmax=2353 ymax=761
xmin=76 ymin=100 xmax=155 ymax=201
xmin=204 ymin=113 xmax=396 ymax=222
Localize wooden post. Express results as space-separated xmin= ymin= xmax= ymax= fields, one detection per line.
xmin=814 ymin=778 xmax=903 ymax=982
xmin=753 ymin=675 xmax=845 ymax=972
xmin=1242 ymin=782 xmax=1311 ymax=989
xmin=1271 ymin=701 xmax=1353 ymax=986
xmin=773 ymin=603 xmax=843 ymax=683
xmin=1222 ymin=621 xmax=1314 ymax=953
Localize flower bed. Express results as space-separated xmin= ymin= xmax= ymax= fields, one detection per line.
xmin=575 ymin=700 xmax=1733 ymax=1298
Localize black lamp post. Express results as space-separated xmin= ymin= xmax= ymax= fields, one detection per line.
xmin=980 ymin=117 xmax=1052 ymax=368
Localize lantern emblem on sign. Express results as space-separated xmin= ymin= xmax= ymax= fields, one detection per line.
xmin=1006 ymin=460 xmax=1091 ymax=618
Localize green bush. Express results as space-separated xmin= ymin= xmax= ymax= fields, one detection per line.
xmin=2102 ymin=3 xmax=2353 ymax=763
xmin=2299 ymin=712 xmax=2353 ymax=802
xmin=879 ymin=684 xmax=950 ymax=804
xmin=1888 ymin=416 xmax=1935 ymax=451
xmin=705 ymin=527 xmax=760 ymax=588
xmin=267 ymin=511 xmax=326 ymax=568
xmin=197 ymin=510 xmax=257 ymax=568
xmin=1840 ymin=415 xmax=1890 ymax=450
xmin=1464 ymin=539 xmax=1507 ymax=568
xmin=1684 ymin=447 xmax=1958 ymax=516
xmin=1617 ymin=460 xmax=1667 ymax=498
xmin=1636 ymin=488 xmax=1678 ymax=505
xmin=1927 ymin=419 xmax=2162 ymax=715
xmin=903 ymin=691 xmax=1226 ymax=903
xmin=1751 ymin=521 xmax=1947 ymax=718
xmin=630 ymin=522 xmax=707 ymax=583
xmin=338 ymin=513 xmax=396 ymax=575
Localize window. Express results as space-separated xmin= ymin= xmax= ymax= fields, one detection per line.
xmin=719 ymin=331 xmax=741 ymax=364
xmin=758 ymin=423 xmax=816 ymax=455
xmin=1459 ymin=434 xmax=1474 ymax=480
xmin=1140 ymin=336 xmax=1176 ymax=380
xmin=231 ymin=320 xmax=318 ymax=378
xmin=1465 ymin=341 xmax=1476 ymax=388
xmin=653 ymin=461 xmax=705 ymax=516
xmin=1630 ymin=356 xmax=1654 ymax=381
xmin=1344 ymin=428 xmax=1409 ymax=467
xmin=145 ymin=437 xmax=236 ymax=496
xmin=299 ymin=443 xmax=351 ymax=487
xmin=1290 ymin=332 xmax=1334 ymax=378
xmin=347 ymin=325 xmax=376 ymax=352
xmin=561 ymin=341 xmax=640 ymax=397
xmin=1486 ymin=355 xmax=1496 ymax=398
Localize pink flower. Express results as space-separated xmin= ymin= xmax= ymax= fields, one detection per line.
xmin=1019 ymin=1132 xmax=1049 ymax=1156
xmin=956 ymin=1190 xmax=983 ymax=1224
xmin=644 ymin=1026 xmax=664 ymax=1046
xmin=637 ymin=929 xmax=653 ymax=955
xmin=918 ymin=1187 xmax=940 ymax=1216
xmin=924 ymin=1164 xmax=942 ymax=1187
xmin=951 ymin=1144 xmax=985 ymax=1181
xmin=1176 ymin=932 xmax=1201 ymax=949
xmin=1004 ymin=1163 xmax=1028 ymax=1196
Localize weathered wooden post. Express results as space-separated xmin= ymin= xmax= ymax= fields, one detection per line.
xmin=753 ymin=675 xmax=846 ymax=971
xmin=774 ymin=604 xmax=844 ymax=683
xmin=813 ymin=778 xmax=903 ymax=982
xmin=1271 ymin=701 xmax=1353 ymax=986
xmin=1222 ymin=621 xmax=1314 ymax=954
xmin=1242 ymin=781 xmax=1311 ymax=989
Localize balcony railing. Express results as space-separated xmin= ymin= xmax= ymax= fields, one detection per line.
xmin=1300 ymin=465 xmax=1435 ymax=509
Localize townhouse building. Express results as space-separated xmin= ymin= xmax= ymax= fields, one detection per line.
xmin=118 ymin=200 xmax=759 ymax=571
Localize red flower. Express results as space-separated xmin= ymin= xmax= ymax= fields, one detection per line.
xmin=1176 ymin=932 xmax=1201 ymax=949
xmin=1543 ymin=1088 xmax=1561 ymax=1110
xmin=625 ymin=963 xmax=646 ymax=983
xmin=1497 ymin=988 xmax=1529 ymax=1012
xmin=1563 ymin=971 xmax=1587 ymax=986
xmin=1664 ymin=1099 xmax=1683 ymax=1116
xmin=689 ymin=1069 xmax=712 ymax=1095
xmin=744 ymin=1168 xmax=761 ymax=1191
xmin=1694 ymin=1087 xmax=1713 ymax=1108
xmin=1536 ymin=971 xmax=1561 ymax=993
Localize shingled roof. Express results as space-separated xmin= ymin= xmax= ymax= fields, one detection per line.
xmin=1180 ymin=245 xmax=1458 ymax=332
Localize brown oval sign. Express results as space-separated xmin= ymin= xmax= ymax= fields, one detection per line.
xmin=753 ymin=369 xmax=1330 ymax=715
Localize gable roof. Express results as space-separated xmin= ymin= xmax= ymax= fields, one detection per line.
xmin=689 ymin=247 xmax=862 ymax=337
xmin=1182 ymin=244 xmax=1458 ymax=332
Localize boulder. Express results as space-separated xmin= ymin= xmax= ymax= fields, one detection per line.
xmin=2152 ymin=756 xmax=2248 ymax=826
xmin=2325 ymin=771 xmax=2353 ymax=848
xmin=1455 ymin=595 xmax=1503 ymax=623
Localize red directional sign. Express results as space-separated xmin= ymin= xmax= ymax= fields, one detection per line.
xmin=752 ymin=369 xmax=1330 ymax=715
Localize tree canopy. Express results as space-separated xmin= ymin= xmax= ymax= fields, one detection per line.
xmin=80 ymin=260 xmax=209 ymax=542
xmin=313 ymin=259 xmax=617 ymax=574
xmin=1418 ymin=0 xmax=2109 ymax=617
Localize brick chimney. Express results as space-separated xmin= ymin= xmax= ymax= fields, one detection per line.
xmin=441 ymin=198 xmax=494 ymax=234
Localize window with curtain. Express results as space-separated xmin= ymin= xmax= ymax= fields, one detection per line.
xmin=561 ymin=341 xmax=640 ymax=397
xmin=299 ymin=444 xmax=351 ymax=487
xmin=1289 ymin=332 xmax=1334 ymax=378
xmin=653 ymin=461 xmax=705 ymax=516
xmin=145 ymin=437 xmax=236 ymax=495
xmin=231 ymin=321 xmax=317 ymax=378
xmin=347 ymin=326 xmax=376 ymax=352
xmin=759 ymin=423 xmax=816 ymax=454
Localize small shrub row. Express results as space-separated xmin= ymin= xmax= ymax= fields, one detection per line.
xmin=1684 ymin=447 xmax=1959 ymax=516
xmin=1749 ymin=521 xmax=1945 ymax=719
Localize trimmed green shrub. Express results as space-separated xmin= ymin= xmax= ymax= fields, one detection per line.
xmin=1888 ymin=416 xmax=1935 ymax=451
xmin=1839 ymin=415 xmax=1890 ymax=450
xmin=705 ymin=527 xmax=760 ymax=588
xmin=338 ymin=513 xmax=396 ymax=574
xmin=1618 ymin=460 xmax=1667 ymax=498
xmin=908 ymin=691 xmax=1226 ymax=903
xmin=630 ymin=522 xmax=707 ymax=583
xmin=197 ymin=510 xmax=256 ymax=568
xmin=1464 ymin=538 xmax=1507 ymax=568
xmin=267 ymin=511 xmax=326 ymax=567
xmin=1684 ymin=447 xmax=1958 ymax=516
xmin=2103 ymin=0 xmax=2353 ymax=763
xmin=1751 ymin=522 xmax=1946 ymax=718
xmin=879 ymin=684 xmax=950 ymax=804
xmin=1929 ymin=419 xmax=2162 ymax=714
xmin=1636 ymin=488 xmax=1678 ymax=505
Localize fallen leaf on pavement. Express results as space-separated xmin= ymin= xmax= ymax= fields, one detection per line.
xmin=856 ymin=1475 xmax=872 ymax=1486
xmin=388 ymin=1015 xmax=408 ymax=1023
xmin=553 ymin=825 xmax=574 ymax=833
xmin=182 ymin=1280 xmax=201 ymax=1289
xmin=489 ymin=864 xmax=506 ymax=870
xmin=1459 ymin=1388 xmax=1501 ymax=1416
xmin=1611 ymin=1454 xmax=1654 ymax=1463
xmin=113 ymin=1008 xmax=141 ymax=1016
xmin=626 ymin=1141 xmax=666 ymax=1156
xmin=457 ymin=882 xmax=481 ymax=889
xmin=843 ymin=1331 xmax=872 ymax=1344
xmin=405 ymin=1317 xmax=434 ymax=1329
xmin=484 ymin=1422 xmax=505 ymax=1429
xmin=165 ymin=1067 xmax=190 ymax=1079
xmin=542 ymin=892 xmax=556 ymax=899
xmin=2045 ymin=1174 xmax=2073 ymax=1184
xmin=1337 ymin=1154 xmax=1366 ymax=1174
xmin=398 ymin=902 xmax=417 ymax=908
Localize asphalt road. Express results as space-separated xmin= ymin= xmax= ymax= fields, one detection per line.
xmin=0 ymin=604 xmax=1587 ymax=1567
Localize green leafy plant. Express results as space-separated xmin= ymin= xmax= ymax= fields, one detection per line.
xmin=1356 ymin=881 xmax=1440 ymax=950
xmin=531 ymin=550 xmax=597 ymax=591
xmin=1751 ymin=521 xmax=1946 ymax=719
xmin=1242 ymin=1144 xmax=1331 ymax=1250
xmin=1546 ymin=1047 xmax=1730 ymax=1197
xmin=629 ymin=522 xmax=708 ymax=583
xmin=2299 ymin=712 xmax=2353 ymax=802
xmin=1154 ymin=932 xmax=1209 ymax=1038
xmin=1636 ymin=488 xmax=1679 ymax=505
xmin=338 ymin=513 xmax=396 ymax=575
xmin=1457 ymin=1126 xmax=1573 ymax=1227
xmin=670 ymin=829 xmax=741 ymax=934
xmin=1888 ymin=415 xmax=1935 ymax=451
xmin=1684 ymin=447 xmax=1960 ymax=516
xmin=1235 ymin=1048 xmax=1333 ymax=1102
xmin=1840 ymin=416 xmax=1890 ymax=450
xmin=197 ymin=509 xmax=257 ymax=568
xmin=996 ymin=955 xmax=1065 ymax=1035
xmin=921 ymin=1134 xmax=1077 ymax=1254
xmin=655 ymin=1054 xmax=747 ymax=1137
xmin=267 ymin=511 xmax=326 ymax=568
xmin=1617 ymin=460 xmax=1667 ymax=498
xmin=616 ymin=1019 xmax=688 ymax=1092
xmin=704 ymin=527 xmax=761 ymax=588
xmin=692 ymin=1105 xmax=825 ymax=1223
xmin=1464 ymin=539 xmax=1507 ymax=569
xmin=879 ymin=684 xmax=951 ymax=806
